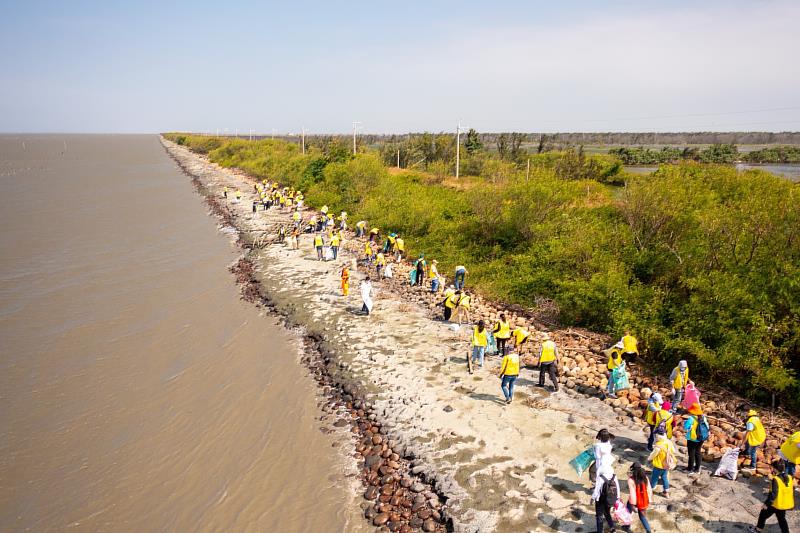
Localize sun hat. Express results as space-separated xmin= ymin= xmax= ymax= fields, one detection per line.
xmin=688 ymin=403 xmax=703 ymax=415
xmin=662 ymin=401 xmax=672 ymax=411
xmin=651 ymin=392 xmax=663 ymax=404
xmin=679 ymin=360 xmax=688 ymax=369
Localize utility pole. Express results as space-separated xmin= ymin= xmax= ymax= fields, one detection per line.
xmin=301 ymin=127 xmax=306 ymax=154
xmin=249 ymin=128 xmax=253 ymax=141
xmin=455 ymin=122 xmax=467 ymax=179
xmin=397 ymin=148 xmax=400 ymax=168
xmin=271 ymin=129 xmax=276 ymax=140
xmin=526 ymin=158 xmax=530 ymax=182
xmin=352 ymin=121 xmax=362 ymax=155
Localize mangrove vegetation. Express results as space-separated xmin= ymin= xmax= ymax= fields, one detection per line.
xmin=165 ymin=133 xmax=800 ymax=410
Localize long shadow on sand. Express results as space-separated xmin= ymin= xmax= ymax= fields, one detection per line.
xmin=467 ymin=392 xmax=507 ymax=406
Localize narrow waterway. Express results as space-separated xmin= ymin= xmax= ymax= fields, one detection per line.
xmin=0 ymin=135 xmax=356 ymax=531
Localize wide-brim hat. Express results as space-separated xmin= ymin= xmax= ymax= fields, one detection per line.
xmin=688 ymin=403 xmax=703 ymax=415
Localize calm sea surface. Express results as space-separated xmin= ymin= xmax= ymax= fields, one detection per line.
xmin=0 ymin=134 xmax=356 ymax=531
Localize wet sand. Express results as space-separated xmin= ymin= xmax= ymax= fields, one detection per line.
xmin=0 ymin=135 xmax=360 ymax=532
xmin=162 ymin=137 xmax=800 ymax=533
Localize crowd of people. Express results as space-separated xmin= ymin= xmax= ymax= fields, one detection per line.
xmin=224 ymin=178 xmax=798 ymax=533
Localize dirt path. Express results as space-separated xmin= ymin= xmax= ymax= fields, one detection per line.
xmin=162 ymin=138 xmax=797 ymax=533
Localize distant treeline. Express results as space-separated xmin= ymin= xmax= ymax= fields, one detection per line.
xmin=610 ymin=145 xmax=800 ymax=165
xmin=235 ymin=131 xmax=800 ymax=148
xmin=166 ymin=132 xmax=800 ymax=411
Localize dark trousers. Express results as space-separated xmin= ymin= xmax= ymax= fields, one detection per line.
xmin=687 ymin=440 xmax=702 ymax=472
xmin=443 ymin=307 xmax=452 ymax=321
xmin=497 ymin=338 xmax=508 ymax=356
xmin=647 ymin=425 xmax=656 ymax=451
xmin=595 ymin=501 xmax=630 ymax=533
xmin=595 ymin=500 xmax=614 ymax=533
xmin=539 ymin=362 xmax=558 ymax=390
xmin=756 ymin=507 xmax=789 ymax=533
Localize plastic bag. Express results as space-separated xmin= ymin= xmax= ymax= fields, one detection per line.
xmin=409 ymin=269 xmax=418 ymax=286
xmin=714 ymin=447 xmax=739 ymax=480
xmin=486 ymin=332 xmax=497 ymax=355
xmin=612 ymin=362 xmax=631 ymax=391
xmin=612 ymin=500 xmax=633 ymax=525
xmin=569 ymin=447 xmax=595 ymax=477
xmin=323 ymin=246 xmax=334 ymax=261
xmin=682 ymin=383 xmax=701 ymax=409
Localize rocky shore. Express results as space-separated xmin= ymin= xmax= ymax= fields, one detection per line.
xmin=162 ymin=137 xmax=798 ymax=533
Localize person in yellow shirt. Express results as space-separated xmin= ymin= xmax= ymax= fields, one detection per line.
xmin=620 ymin=330 xmax=639 ymax=362
xmin=395 ymin=237 xmax=405 ymax=262
xmin=471 ymin=320 xmax=488 ymax=368
xmin=235 ymin=189 xmax=242 ymax=201
xmin=429 ymin=260 xmax=440 ymax=292
xmin=355 ymin=220 xmax=367 ymax=238
xmin=605 ymin=345 xmax=625 ymax=398
xmin=538 ymin=334 xmax=559 ymax=391
xmin=442 ymin=287 xmax=457 ymax=322
xmin=740 ymin=409 xmax=767 ymax=470
xmin=455 ymin=291 xmax=471 ymax=325
xmin=363 ymin=241 xmax=374 ymax=265
xmin=654 ymin=401 xmax=675 ymax=440
xmin=375 ymin=252 xmax=386 ymax=278
xmin=330 ymin=232 xmax=341 ymax=260
xmin=313 ymin=233 xmax=324 ymax=261
xmin=223 ymin=186 xmax=228 ymax=199
xmin=492 ymin=313 xmax=512 ymax=356
xmin=669 ymin=360 xmax=691 ymax=411
xmin=648 ymin=428 xmax=676 ymax=497
xmin=499 ymin=349 xmax=520 ymax=404
xmin=752 ymin=460 xmax=794 ymax=533
xmin=511 ymin=326 xmax=530 ymax=353
xmin=778 ymin=431 xmax=800 ymax=477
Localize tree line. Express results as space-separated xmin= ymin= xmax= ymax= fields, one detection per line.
xmin=165 ymin=133 xmax=800 ymax=411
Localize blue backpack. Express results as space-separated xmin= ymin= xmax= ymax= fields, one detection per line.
xmin=697 ymin=415 xmax=710 ymax=442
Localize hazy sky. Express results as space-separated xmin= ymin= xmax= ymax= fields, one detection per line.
xmin=1 ymin=0 xmax=799 ymax=134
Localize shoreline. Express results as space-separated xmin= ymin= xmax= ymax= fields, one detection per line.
xmin=162 ymin=137 xmax=798 ymax=532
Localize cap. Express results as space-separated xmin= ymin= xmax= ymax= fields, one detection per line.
xmin=652 ymin=393 xmax=663 ymax=404
xmin=688 ymin=403 xmax=703 ymax=415
xmin=679 ymin=360 xmax=688 ymax=369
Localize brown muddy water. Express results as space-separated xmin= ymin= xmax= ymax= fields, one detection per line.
xmin=0 ymin=135 xmax=356 ymax=531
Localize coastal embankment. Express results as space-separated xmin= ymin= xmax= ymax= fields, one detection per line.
xmin=162 ymin=137 xmax=799 ymax=532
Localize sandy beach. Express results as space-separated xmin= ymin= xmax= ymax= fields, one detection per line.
xmin=162 ymin=137 xmax=799 ymax=533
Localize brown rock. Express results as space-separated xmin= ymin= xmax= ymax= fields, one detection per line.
xmin=373 ymin=513 xmax=390 ymax=526
xmin=423 ymin=518 xmax=437 ymax=532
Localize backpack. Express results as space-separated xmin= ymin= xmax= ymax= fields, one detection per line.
xmin=664 ymin=445 xmax=677 ymax=471
xmin=599 ymin=474 xmax=618 ymax=507
xmin=697 ymin=415 xmax=710 ymax=442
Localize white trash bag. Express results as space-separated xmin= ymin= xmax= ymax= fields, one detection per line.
xmin=714 ymin=447 xmax=739 ymax=480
